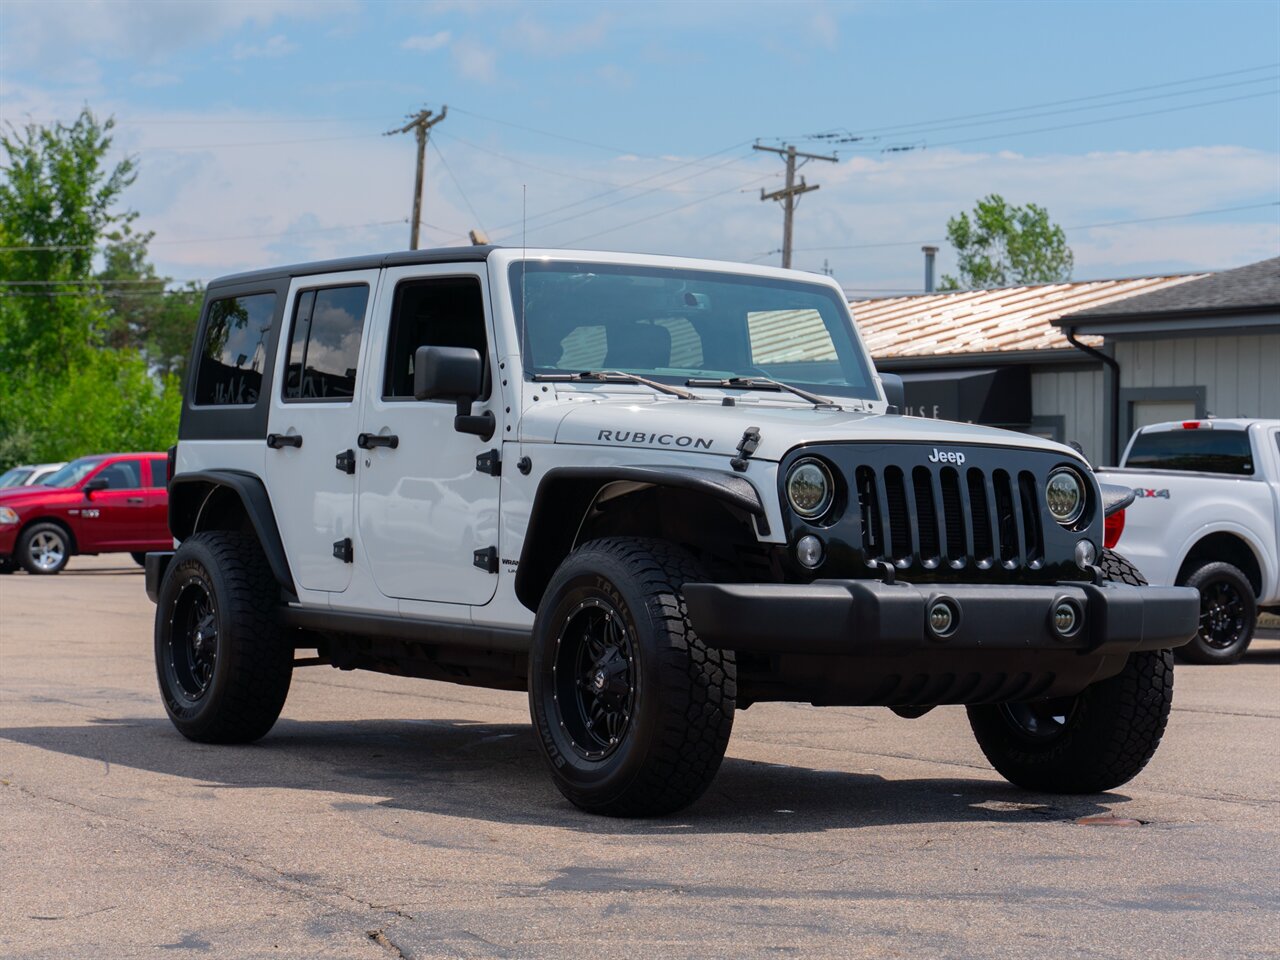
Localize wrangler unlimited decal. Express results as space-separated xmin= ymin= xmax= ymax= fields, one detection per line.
xmin=597 ymin=430 xmax=713 ymax=449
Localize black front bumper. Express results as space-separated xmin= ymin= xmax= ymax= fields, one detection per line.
xmin=683 ymin=579 xmax=1198 ymax=657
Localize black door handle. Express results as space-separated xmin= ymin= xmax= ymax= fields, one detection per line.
xmin=127 ymin=496 xmax=145 ymax=504
xmin=267 ymin=433 xmax=303 ymax=449
xmin=357 ymin=433 xmax=399 ymax=450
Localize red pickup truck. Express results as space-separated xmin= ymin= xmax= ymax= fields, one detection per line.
xmin=0 ymin=453 xmax=171 ymax=574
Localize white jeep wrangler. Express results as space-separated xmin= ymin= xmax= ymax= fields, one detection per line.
xmin=146 ymin=247 xmax=1198 ymax=816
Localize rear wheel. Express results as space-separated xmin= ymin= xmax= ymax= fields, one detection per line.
xmin=529 ymin=538 xmax=735 ymax=817
xmin=17 ymin=522 xmax=70 ymax=575
xmin=967 ymin=550 xmax=1174 ymax=793
xmin=1177 ymin=561 xmax=1256 ymax=664
xmin=154 ymin=531 xmax=292 ymax=743
xmin=130 ymin=552 xmax=147 ymax=567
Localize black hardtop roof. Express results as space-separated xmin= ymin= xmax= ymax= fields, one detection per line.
xmin=207 ymin=246 xmax=500 ymax=290
xmin=1062 ymin=256 xmax=1280 ymax=323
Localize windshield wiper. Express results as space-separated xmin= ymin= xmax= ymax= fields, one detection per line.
xmin=685 ymin=376 xmax=842 ymax=410
xmin=532 ymin=370 xmax=697 ymax=400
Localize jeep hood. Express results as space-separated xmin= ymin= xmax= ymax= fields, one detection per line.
xmin=524 ymin=395 xmax=1080 ymax=464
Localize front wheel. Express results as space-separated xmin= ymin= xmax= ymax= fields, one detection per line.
xmin=529 ymin=538 xmax=736 ymax=817
xmin=17 ymin=522 xmax=70 ymax=574
xmin=967 ymin=550 xmax=1174 ymax=793
xmin=154 ymin=531 xmax=292 ymax=743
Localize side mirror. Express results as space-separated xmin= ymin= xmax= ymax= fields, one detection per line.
xmin=83 ymin=478 xmax=108 ymax=497
xmin=413 ymin=345 xmax=493 ymax=440
xmin=879 ymin=373 xmax=905 ymax=413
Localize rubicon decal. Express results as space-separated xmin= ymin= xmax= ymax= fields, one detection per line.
xmin=598 ymin=430 xmax=713 ymax=449
xmin=1133 ymin=488 xmax=1171 ymax=499
xmin=927 ymin=448 xmax=966 ymax=465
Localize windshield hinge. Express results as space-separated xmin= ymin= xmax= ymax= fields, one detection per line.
xmin=730 ymin=427 xmax=761 ymax=472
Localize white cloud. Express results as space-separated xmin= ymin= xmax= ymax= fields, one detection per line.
xmin=130 ymin=71 xmax=182 ymax=89
xmin=451 ymin=39 xmax=497 ymax=83
xmin=504 ymin=14 xmax=614 ymax=58
xmin=402 ymin=31 xmax=452 ymax=53
xmin=231 ymin=34 xmax=297 ymax=60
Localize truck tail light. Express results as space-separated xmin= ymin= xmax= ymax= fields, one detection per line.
xmin=1103 ymin=508 xmax=1125 ymax=549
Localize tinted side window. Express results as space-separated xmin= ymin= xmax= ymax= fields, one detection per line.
xmin=147 ymin=460 xmax=167 ymax=488
xmin=282 ymin=285 xmax=369 ymax=401
xmin=383 ymin=277 xmax=487 ymax=399
xmin=1126 ymin=429 xmax=1255 ymax=475
xmin=94 ymin=460 xmax=144 ymax=490
xmin=194 ymin=293 xmax=278 ymax=405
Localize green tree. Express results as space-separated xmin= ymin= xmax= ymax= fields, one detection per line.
xmin=939 ymin=194 xmax=1073 ymax=291
xmin=0 ymin=108 xmax=182 ymax=468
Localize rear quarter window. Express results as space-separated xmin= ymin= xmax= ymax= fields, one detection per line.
xmin=193 ymin=292 xmax=278 ymax=406
xmin=1125 ymin=429 xmax=1255 ymax=475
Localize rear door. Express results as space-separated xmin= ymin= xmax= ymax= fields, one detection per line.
xmin=356 ymin=264 xmax=502 ymax=606
xmin=265 ymin=271 xmax=378 ymax=594
xmin=139 ymin=457 xmax=171 ymax=547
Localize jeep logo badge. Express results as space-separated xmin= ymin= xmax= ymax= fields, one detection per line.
xmin=928 ymin=448 xmax=966 ymax=465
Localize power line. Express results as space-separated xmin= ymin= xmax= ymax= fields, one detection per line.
xmin=792 ymin=62 xmax=1280 ymax=141
xmin=790 ymin=200 xmax=1280 ymax=254
xmin=429 ymin=139 xmax=487 ymax=235
xmin=0 ymin=219 xmax=411 ymax=253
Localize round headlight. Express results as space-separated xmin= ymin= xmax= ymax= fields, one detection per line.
xmin=1045 ymin=468 xmax=1086 ymax=526
xmin=786 ymin=459 xmax=834 ymax=519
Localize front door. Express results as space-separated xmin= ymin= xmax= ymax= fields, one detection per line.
xmin=356 ymin=264 xmax=501 ymax=606
xmin=80 ymin=458 xmax=149 ymax=550
xmin=265 ymin=270 xmax=378 ymax=594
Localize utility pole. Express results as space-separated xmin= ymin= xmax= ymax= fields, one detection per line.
xmin=385 ymin=105 xmax=447 ymax=250
xmin=754 ymin=143 xmax=837 ymax=269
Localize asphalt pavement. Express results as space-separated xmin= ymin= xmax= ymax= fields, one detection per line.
xmin=2 ymin=555 xmax=1278 ymax=959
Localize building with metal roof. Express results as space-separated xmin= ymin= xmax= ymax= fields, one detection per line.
xmin=847 ymin=259 xmax=1280 ymax=465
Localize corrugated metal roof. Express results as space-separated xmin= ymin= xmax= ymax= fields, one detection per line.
xmin=851 ymin=274 xmax=1207 ymax=360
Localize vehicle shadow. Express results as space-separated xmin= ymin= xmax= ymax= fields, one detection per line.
xmin=0 ymin=715 xmax=1123 ymax=835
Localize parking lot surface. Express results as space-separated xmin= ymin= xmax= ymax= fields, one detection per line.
xmin=2 ymin=556 xmax=1278 ymax=959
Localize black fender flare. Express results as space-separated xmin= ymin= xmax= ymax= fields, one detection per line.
xmin=513 ymin=465 xmax=766 ymax=612
xmin=169 ymin=469 xmax=296 ymax=597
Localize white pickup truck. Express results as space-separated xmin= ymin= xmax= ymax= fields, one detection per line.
xmin=1098 ymin=418 xmax=1280 ymax=663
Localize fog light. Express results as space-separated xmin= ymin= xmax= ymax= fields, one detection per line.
xmin=796 ymin=534 xmax=824 ymax=569
xmin=927 ymin=599 xmax=958 ymax=638
xmin=1074 ymin=539 xmax=1097 ymax=570
xmin=1053 ymin=600 xmax=1081 ymax=638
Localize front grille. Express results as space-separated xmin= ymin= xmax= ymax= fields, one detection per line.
xmin=857 ymin=463 xmax=1044 ymax=571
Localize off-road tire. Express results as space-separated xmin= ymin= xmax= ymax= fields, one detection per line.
xmin=17 ymin=521 xmax=71 ymax=575
xmin=529 ymin=537 xmax=736 ymax=817
xmin=154 ymin=531 xmax=292 ymax=743
xmin=967 ymin=549 xmax=1174 ymax=793
xmin=130 ymin=552 xmax=147 ymax=567
xmin=0 ymin=558 xmax=13 ymax=574
xmin=1176 ymin=561 xmax=1256 ymax=665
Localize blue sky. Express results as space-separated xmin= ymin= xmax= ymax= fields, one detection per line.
xmin=2 ymin=0 xmax=1278 ymax=294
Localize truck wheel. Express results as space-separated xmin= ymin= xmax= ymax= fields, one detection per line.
xmin=17 ymin=522 xmax=70 ymax=575
xmin=967 ymin=549 xmax=1174 ymax=793
xmin=1177 ymin=562 xmax=1256 ymax=664
xmin=154 ymin=531 xmax=292 ymax=744
xmin=130 ymin=552 xmax=147 ymax=567
xmin=0 ymin=558 xmax=13 ymax=574
xmin=529 ymin=537 xmax=735 ymax=817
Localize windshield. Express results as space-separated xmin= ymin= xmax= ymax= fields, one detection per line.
xmin=40 ymin=458 xmax=103 ymax=488
xmin=509 ymin=261 xmax=878 ymax=401
xmin=0 ymin=467 xmax=33 ymax=488
xmin=1125 ymin=428 xmax=1254 ymax=475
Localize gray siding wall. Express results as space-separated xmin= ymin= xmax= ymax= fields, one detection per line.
xmin=1116 ymin=333 xmax=1280 ymax=420
xmin=1031 ymin=366 xmax=1106 ymax=465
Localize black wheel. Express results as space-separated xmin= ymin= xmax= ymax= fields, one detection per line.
xmin=154 ymin=531 xmax=292 ymax=743
xmin=1177 ymin=561 xmax=1256 ymax=664
xmin=529 ymin=538 xmax=735 ymax=817
xmin=17 ymin=522 xmax=70 ymax=574
xmin=130 ymin=552 xmax=147 ymax=567
xmin=0 ymin=557 xmax=13 ymax=574
xmin=967 ymin=549 xmax=1174 ymax=793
